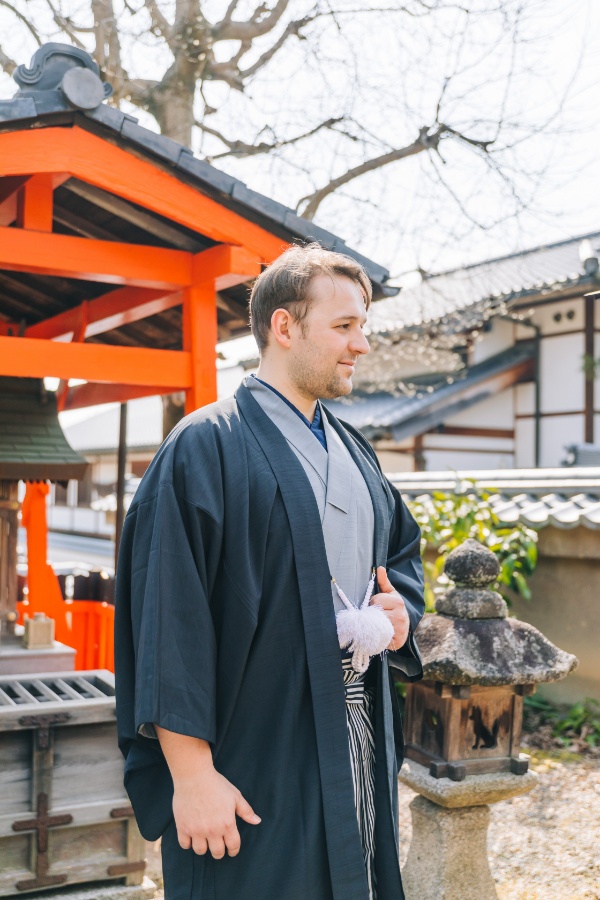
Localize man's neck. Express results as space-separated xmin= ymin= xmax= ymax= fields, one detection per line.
xmin=254 ymin=366 xmax=318 ymax=421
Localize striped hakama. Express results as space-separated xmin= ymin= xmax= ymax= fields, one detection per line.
xmin=342 ymin=654 xmax=377 ymax=900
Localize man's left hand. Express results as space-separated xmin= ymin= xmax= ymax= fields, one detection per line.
xmin=370 ymin=566 xmax=410 ymax=651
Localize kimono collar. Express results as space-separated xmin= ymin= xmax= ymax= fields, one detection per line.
xmin=250 ymin=374 xmax=327 ymax=450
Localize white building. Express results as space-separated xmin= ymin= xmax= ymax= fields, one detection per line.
xmin=326 ymin=231 xmax=600 ymax=473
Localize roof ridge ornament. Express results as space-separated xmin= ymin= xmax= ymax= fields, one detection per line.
xmin=13 ymin=42 xmax=112 ymax=110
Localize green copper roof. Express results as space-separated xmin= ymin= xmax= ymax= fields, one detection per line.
xmin=0 ymin=378 xmax=88 ymax=481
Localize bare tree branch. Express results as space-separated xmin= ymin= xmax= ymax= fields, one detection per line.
xmin=0 ymin=45 xmax=18 ymax=75
xmin=143 ymin=0 xmax=173 ymax=43
xmin=43 ymin=0 xmax=89 ymax=50
xmin=198 ymin=116 xmax=345 ymax=160
xmin=298 ymin=120 xmax=495 ymax=219
xmin=91 ymin=0 xmax=126 ymax=99
xmin=298 ymin=125 xmax=445 ymax=219
xmin=213 ymin=0 xmax=243 ymax=33
xmin=214 ymin=0 xmax=290 ymax=42
xmin=239 ymin=14 xmax=315 ymax=79
xmin=0 ymin=0 xmax=42 ymax=45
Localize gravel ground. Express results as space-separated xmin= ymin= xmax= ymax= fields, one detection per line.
xmin=146 ymin=753 xmax=600 ymax=899
xmin=398 ymin=753 xmax=600 ymax=900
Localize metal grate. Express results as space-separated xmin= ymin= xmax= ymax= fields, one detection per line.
xmin=0 ymin=673 xmax=114 ymax=708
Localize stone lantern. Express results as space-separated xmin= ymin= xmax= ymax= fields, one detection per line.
xmin=400 ymin=538 xmax=578 ymax=900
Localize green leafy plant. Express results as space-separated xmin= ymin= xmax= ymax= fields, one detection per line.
xmin=524 ymin=694 xmax=600 ymax=750
xmin=406 ymin=478 xmax=538 ymax=611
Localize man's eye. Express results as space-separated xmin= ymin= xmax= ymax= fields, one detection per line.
xmin=337 ymin=323 xmax=350 ymax=329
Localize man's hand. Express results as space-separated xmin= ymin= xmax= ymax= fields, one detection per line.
xmin=172 ymin=768 xmax=261 ymax=858
xmin=154 ymin=727 xmax=261 ymax=858
xmin=370 ymin=565 xmax=410 ymax=651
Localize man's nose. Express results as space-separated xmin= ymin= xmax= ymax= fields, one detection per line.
xmin=349 ymin=330 xmax=370 ymax=355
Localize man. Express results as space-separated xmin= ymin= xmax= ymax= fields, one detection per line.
xmin=115 ymin=243 xmax=424 ymax=900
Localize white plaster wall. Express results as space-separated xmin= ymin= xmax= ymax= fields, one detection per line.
xmin=540 ymin=333 xmax=585 ymax=413
xmin=595 ymin=298 xmax=600 ymax=329
xmin=470 ymin=319 xmax=514 ymax=363
xmin=423 ymin=449 xmax=514 ymax=471
xmin=377 ymin=452 xmax=414 ymax=475
xmin=516 ymin=382 xmax=535 ymax=416
xmin=515 ymin=297 xmax=583 ymax=338
xmin=94 ymin=459 xmax=118 ymax=485
xmin=443 ymin=389 xmax=513 ymax=428
xmin=515 ymin=418 xmax=535 ymax=468
xmin=47 ymin=505 xmax=113 ymax=537
xmin=423 ymin=434 xmax=514 ymax=452
xmin=540 ymin=414 xmax=584 ymax=467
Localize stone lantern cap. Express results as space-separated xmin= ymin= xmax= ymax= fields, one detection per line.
xmin=417 ymin=539 xmax=578 ymax=686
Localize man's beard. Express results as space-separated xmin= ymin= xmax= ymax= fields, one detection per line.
xmin=288 ymin=347 xmax=353 ymax=400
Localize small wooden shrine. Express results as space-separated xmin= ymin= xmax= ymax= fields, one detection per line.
xmin=0 ymin=376 xmax=87 ymax=672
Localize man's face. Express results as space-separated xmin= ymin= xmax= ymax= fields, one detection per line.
xmin=286 ymin=274 xmax=370 ymax=400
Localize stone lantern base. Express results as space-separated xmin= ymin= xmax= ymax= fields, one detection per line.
xmin=400 ymin=760 xmax=538 ymax=900
xmin=400 ymin=758 xmax=537 ymax=808
xmin=403 ymin=798 xmax=496 ymax=900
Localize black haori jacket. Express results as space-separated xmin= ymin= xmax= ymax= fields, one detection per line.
xmin=115 ymin=382 xmax=424 ymax=900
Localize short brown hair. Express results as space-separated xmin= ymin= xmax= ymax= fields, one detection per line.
xmin=249 ymin=242 xmax=372 ymax=353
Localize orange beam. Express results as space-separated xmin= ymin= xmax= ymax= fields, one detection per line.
xmin=0 ymin=127 xmax=288 ymax=263
xmin=23 ymin=244 xmax=260 ymax=341
xmin=25 ymin=288 xmax=178 ymax=340
xmin=193 ymin=243 xmax=262 ymax=289
xmin=24 ymin=245 xmax=260 ymax=340
xmin=0 ymin=173 xmax=68 ymax=228
xmin=0 ymin=226 xmax=192 ymax=288
xmin=183 ymin=282 xmax=218 ymax=414
xmin=0 ymin=334 xmax=192 ymax=387
xmin=0 ymin=175 xmax=27 ymax=226
xmin=62 ymin=383 xmax=178 ymax=410
xmin=17 ymin=174 xmax=54 ymax=232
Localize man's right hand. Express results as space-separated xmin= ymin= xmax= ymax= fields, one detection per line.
xmin=173 ymin=768 xmax=261 ymax=858
xmin=154 ymin=726 xmax=261 ymax=858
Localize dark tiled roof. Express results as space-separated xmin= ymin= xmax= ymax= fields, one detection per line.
xmin=390 ymin=468 xmax=600 ymax=531
xmin=0 ymin=43 xmax=395 ymax=303
xmin=0 ymin=378 xmax=88 ymax=481
xmin=368 ymin=232 xmax=600 ymax=332
xmin=324 ymin=341 xmax=535 ymax=440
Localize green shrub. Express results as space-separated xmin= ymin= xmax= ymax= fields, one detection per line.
xmin=406 ymin=478 xmax=538 ymax=611
xmin=524 ymin=694 xmax=600 ymax=750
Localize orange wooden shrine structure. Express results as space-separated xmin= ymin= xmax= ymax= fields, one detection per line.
xmin=0 ymin=44 xmax=392 ymax=672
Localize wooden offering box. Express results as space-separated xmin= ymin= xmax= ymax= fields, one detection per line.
xmin=404 ymin=680 xmax=533 ymax=781
xmin=0 ymin=670 xmax=145 ymax=895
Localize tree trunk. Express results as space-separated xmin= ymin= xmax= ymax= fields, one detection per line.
xmin=150 ymin=68 xmax=196 ymax=437
xmin=146 ymin=62 xmax=196 ymax=149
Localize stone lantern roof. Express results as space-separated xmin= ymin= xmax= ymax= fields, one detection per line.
xmin=416 ymin=538 xmax=578 ymax=686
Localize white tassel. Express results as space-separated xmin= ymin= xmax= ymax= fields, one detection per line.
xmin=334 ymin=571 xmax=394 ymax=674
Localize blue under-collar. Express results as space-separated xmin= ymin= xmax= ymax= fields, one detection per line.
xmin=250 ymin=375 xmax=327 ymax=450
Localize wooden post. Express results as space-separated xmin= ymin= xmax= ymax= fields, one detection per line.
xmin=584 ymin=294 xmax=594 ymax=444
xmin=183 ymin=283 xmax=218 ymax=415
xmin=21 ymin=484 xmax=65 ymax=627
xmin=0 ymin=481 xmax=19 ymax=640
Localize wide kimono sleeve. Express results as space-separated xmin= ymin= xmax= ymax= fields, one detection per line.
xmin=384 ymin=480 xmax=425 ymax=681
xmin=114 ymin=475 xmax=223 ymax=840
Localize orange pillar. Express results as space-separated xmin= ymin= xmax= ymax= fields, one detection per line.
xmin=21 ymin=482 xmax=68 ymax=638
xmin=183 ymin=282 xmax=218 ymax=414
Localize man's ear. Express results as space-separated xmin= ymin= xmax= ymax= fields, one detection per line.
xmin=270 ymin=308 xmax=294 ymax=349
